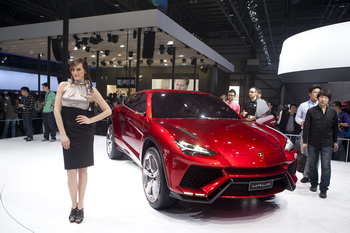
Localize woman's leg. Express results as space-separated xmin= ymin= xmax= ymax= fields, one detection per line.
xmin=77 ymin=167 xmax=88 ymax=209
xmin=67 ymin=169 xmax=78 ymax=208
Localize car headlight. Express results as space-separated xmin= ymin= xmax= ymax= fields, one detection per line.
xmin=175 ymin=140 xmax=216 ymax=156
xmin=284 ymin=137 xmax=294 ymax=151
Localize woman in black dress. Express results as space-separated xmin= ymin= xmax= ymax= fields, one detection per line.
xmin=54 ymin=58 xmax=111 ymax=224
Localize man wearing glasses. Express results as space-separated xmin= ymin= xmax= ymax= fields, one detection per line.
xmin=242 ymin=87 xmax=259 ymax=121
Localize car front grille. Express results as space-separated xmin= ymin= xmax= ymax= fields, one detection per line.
xmin=180 ymin=165 xmax=223 ymax=188
xmin=220 ymin=174 xmax=287 ymax=197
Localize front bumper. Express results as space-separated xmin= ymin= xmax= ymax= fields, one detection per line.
xmin=169 ymin=159 xmax=298 ymax=203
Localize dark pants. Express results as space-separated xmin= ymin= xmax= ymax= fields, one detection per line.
xmin=308 ymin=144 xmax=332 ymax=192
xmin=43 ymin=112 xmax=56 ymax=140
xmin=22 ymin=114 xmax=33 ymax=138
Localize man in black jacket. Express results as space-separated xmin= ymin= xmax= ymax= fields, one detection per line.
xmin=302 ymin=89 xmax=338 ymax=199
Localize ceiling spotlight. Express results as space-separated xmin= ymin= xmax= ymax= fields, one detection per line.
xmin=160 ymin=59 xmax=164 ymax=64
xmin=73 ymin=34 xmax=80 ymax=41
xmin=100 ymin=60 xmax=107 ymax=66
xmin=128 ymin=51 xmax=133 ymax=59
xmin=182 ymin=58 xmax=186 ymax=63
xmin=117 ymin=60 xmax=122 ymax=65
xmin=191 ymin=57 xmax=197 ymax=65
xmin=201 ymin=65 xmax=209 ymax=73
xmin=109 ymin=61 xmax=114 ymax=65
xmin=85 ymin=46 xmax=91 ymax=52
xmin=108 ymin=33 xmax=119 ymax=44
xmin=146 ymin=59 xmax=153 ymax=67
xmin=251 ymin=17 xmax=258 ymax=23
xmin=96 ymin=33 xmax=103 ymax=42
xmin=167 ymin=46 xmax=174 ymax=55
xmin=89 ymin=34 xmax=99 ymax=45
xmin=249 ymin=11 xmax=257 ymax=17
xmin=81 ymin=37 xmax=89 ymax=45
xmin=159 ymin=45 xmax=165 ymax=54
xmin=75 ymin=42 xmax=81 ymax=49
xmin=104 ymin=50 xmax=110 ymax=56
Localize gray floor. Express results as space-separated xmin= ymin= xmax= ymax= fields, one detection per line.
xmin=1 ymin=135 xmax=350 ymax=233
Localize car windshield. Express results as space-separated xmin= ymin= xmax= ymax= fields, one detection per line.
xmin=151 ymin=92 xmax=240 ymax=119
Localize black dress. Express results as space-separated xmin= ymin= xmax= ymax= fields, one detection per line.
xmin=61 ymin=82 xmax=94 ymax=169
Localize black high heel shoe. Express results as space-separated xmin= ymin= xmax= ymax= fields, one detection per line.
xmin=69 ymin=208 xmax=77 ymax=223
xmin=75 ymin=208 xmax=84 ymax=224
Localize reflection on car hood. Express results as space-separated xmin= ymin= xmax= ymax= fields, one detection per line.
xmin=154 ymin=118 xmax=283 ymax=157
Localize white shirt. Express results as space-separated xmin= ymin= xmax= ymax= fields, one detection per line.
xmin=295 ymin=100 xmax=318 ymax=126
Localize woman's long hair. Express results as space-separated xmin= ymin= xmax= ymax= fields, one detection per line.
xmin=69 ymin=58 xmax=93 ymax=92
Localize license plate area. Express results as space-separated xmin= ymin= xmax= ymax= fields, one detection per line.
xmin=248 ymin=180 xmax=273 ymax=191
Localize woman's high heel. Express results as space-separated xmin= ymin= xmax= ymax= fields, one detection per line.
xmin=69 ymin=208 xmax=77 ymax=223
xmin=75 ymin=208 xmax=84 ymax=224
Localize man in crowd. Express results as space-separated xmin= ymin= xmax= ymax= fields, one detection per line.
xmin=18 ymin=86 xmax=35 ymax=141
xmin=174 ymin=78 xmax=189 ymax=90
xmin=42 ymin=82 xmax=56 ymax=142
xmin=302 ymin=89 xmax=338 ymax=199
xmin=241 ymin=87 xmax=258 ymax=121
xmin=295 ymin=84 xmax=322 ymax=183
xmin=331 ymin=101 xmax=350 ymax=160
xmin=225 ymin=89 xmax=240 ymax=114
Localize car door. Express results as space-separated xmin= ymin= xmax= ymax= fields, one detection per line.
xmin=123 ymin=92 xmax=147 ymax=158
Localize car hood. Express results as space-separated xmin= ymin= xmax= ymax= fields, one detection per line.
xmin=153 ymin=119 xmax=286 ymax=166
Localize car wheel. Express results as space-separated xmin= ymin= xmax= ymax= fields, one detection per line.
xmin=106 ymin=124 xmax=124 ymax=160
xmin=142 ymin=147 xmax=178 ymax=209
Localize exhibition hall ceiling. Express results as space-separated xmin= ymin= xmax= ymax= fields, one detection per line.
xmin=0 ymin=0 xmax=349 ymax=68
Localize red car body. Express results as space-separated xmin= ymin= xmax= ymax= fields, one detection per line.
xmin=107 ymin=89 xmax=298 ymax=209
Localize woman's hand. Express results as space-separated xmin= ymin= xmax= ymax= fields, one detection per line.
xmin=76 ymin=115 xmax=92 ymax=125
xmin=61 ymin=135 xmax=70 ymax=150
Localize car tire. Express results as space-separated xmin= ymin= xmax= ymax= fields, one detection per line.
xmin=106 ymin=124 xmax=124 ymax=160
xmin=142 ymin=147 xmax=178 ymax=209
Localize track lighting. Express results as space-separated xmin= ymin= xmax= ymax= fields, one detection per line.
xmin=81 ymin=37 xmax=89 ymax=45
xmin=89 ymin=34 xmax=99 ymax=45
xmin=96 ymin=34 xmax=103 ymax=42
xmin=73 ymin=34 xmax=80 ymax=41
xmin=167 ymin=46 xmax=174 ymax=55
xmin=146 ymin=59 xmax=153 ymax=67
xmin=100 ymin=60 xmax=107 ymax=66
xmin=159 ymin=45 xmax=165 ymax=54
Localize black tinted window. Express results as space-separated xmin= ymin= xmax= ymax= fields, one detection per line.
xmin=124 ymin=93 xmax=146 ymax=112
xmin=151 ymin=92 xmax=240 ymax=119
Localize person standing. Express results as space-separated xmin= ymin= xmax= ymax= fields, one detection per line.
xmin=302 ymin=89 xmax=338 ymax=199
xmin=18 ymin=86 xmax=35 ymax=141
xmin=42 ymin=82 xmax=56 ymax=142
xmin=331 ymin=101 xmax=350 ymax=160
xmin=225 ymin=89 xmax=240 ymax=114
xmin=1 ymin=92 xmax=18 ymax=138
xmin=54 ymin=58 xmax=111 ymax=224
xmin=278 ymin=104 xmax=301 ymax=143
xmin=295 ymin=84 xmax=322 ymax=183
xmin=241 ymin=87 xmax=258 ymax=121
